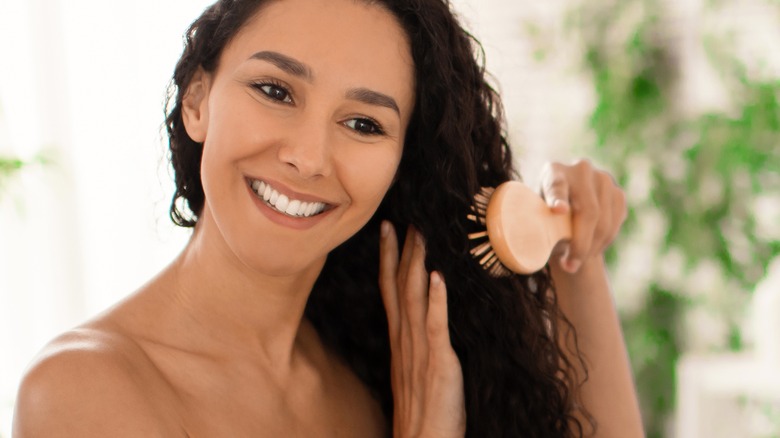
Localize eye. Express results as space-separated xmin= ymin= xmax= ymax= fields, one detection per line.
xmin=344 ymin=117 xmax=385 ymax=136
xmin=252 ymin=81 xmax=293 ymax=104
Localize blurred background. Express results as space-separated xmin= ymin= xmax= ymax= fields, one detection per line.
xmin=0 ymin=0 xmax=778 ymax=436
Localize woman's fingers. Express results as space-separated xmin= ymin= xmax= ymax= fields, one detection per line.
xmin=540 ymin=159 xmax=627 ymax=273
xmin=608 ymin=185 xmax=628 ymax=247
xmin=379 ymin=221 xmax=405 ymax=414
xmin=378 ymin=223 xmax=466 ymax=437
xmin=591 ymin=172 xmax=616 ymax=253
xmin=379 ymin=225 xmax=422 ymax=326
xmin=563 ymin=161 xmax=600 ymax=271
xmin=397 ymin=225 xmax=418 ymax=289
xmin=426 ymin=272 xmax=450 ymax=351
xmin=540 ymin=162 xmax=572 ymax=214
xmin=424 ymin=272 xmax=467 ymax=435
xmin=394 ymin=226 xmax=430 ymax=423
xmin=380 ymin=224 xmax=430 ymax=432
xmin=379 ymin=220 xmax=401 ymax=337
xmin=404 ymin=229 xmax=430 ymax=336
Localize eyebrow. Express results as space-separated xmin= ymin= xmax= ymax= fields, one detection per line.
xmin=249 ymin=50 xmax=313 ymax=81
xmin=346 ymin=88 xmax=400 ymax=116
xmin=249 ymin=50 xmax=401 ymax=116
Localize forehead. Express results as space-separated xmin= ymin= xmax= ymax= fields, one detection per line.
xmin=218 ymin=0 xmax=416 ymax=106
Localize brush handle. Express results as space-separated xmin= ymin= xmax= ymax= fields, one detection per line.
xmin=485 ymin=181 xmax=572 ymax=274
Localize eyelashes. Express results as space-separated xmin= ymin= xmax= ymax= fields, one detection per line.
xmin=251 ymin=79 xmax=293 ymax=104
xmin=249 ymin=80 xmax=387 ymax=137
xmin=343 ymin=117 xmax=386 ymax=136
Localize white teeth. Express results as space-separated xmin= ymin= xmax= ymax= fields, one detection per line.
xmin=276 ymin=194 xmax=290 ymax=212
xmin=263 ymin=183 xmax=272 ymax=201
xmin=250 ymin=179 xmax=328 ymax=218
xmin=296 ymin=201 xmax=308 ymax=216
xmin=286 ymin=200 xmax=301 ymax=215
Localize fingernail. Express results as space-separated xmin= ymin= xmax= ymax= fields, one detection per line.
xmin=431 ymin=271 xmax=442 ymax=286
xmin=553 ymin=199 xmax=570 ymax=211
xmin=381 ymin=220 xmax=390 ymax=237
xmin=567 ymin=259 xmax=581 ymax=273
xmin=415 ymin=231 xmax=423 ymax=245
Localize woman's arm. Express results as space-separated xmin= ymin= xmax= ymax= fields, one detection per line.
xmin=13 ymin=330 xmax=176 ymax=437
xmin=552 ymin=257 xmax=644 ymax=437
xmin=540 ymin=159 xmax=644 ymax=437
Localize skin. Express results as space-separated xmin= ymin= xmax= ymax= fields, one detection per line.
xmin=13 ymin=0 xmax=643 ymax=436
xmin=15 ymin=0 xmax=412 ymax=436
xmin=542 ymin=160 xmax=645 ymax=436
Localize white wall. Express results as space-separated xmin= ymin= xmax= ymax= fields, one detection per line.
xmin=0 ymin=0 xmax=213 ymax=433
xmin=451 ymin=0 xmax=594 ymax=182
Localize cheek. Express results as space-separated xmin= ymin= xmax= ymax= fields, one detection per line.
xmin=199 ymin=133 xmax=242 ymax=203
xmin=198 ymin=111 xmax=271 ymax=192
xmin=343 ymin=148 xmax=401 ymax=210
xmin=199 ymin=144 xmax=223 ymax=201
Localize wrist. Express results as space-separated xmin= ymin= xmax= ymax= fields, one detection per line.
xmin=551 ymin=254 xmax=606 ymax=280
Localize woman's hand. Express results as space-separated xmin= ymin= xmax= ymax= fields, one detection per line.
xmin=379 ymin=222 xmax=466 ymax=438
xmin=540 ymin=160 xmax=646 ymax=436
xmin=539 ymin=159 xmax=628 ymax=274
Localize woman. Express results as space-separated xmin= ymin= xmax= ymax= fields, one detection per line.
xmin=13 ymin=0 xmax=643 ymax=436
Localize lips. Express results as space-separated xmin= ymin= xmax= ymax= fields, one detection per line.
xmin=248 ymin=178 xmax=331 ymax=218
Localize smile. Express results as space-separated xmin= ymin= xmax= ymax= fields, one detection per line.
xmin=249 ymin=179 xmax=329 ymax=218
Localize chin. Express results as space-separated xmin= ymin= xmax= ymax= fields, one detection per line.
xmin=240 ymin=249 xmax=328 ymax=279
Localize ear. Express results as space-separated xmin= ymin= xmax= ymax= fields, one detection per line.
xmin=181 ymin=68 xmax=212 ymax=143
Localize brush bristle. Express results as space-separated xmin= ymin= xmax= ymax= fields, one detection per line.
xmin=468 ymin=231 xmax=489 ymax=240
xmin=466 ymin=213 xmax=486 ymax=225
xmin=469 ymin=240 xmax=492 ymax=257
xmin=467 ymin=185 xmax=513 ymax=278
xmin=479 ymin=250 xmax=498 ymax=266
xmin=489 ymin=261 xmax=512 ymax=277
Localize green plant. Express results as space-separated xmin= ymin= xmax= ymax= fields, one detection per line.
xmin=0 ymin=155 xmax=48 ymax=197
xmin=0 ymin=157 xmax=28 ymax=181
xmin=0 ymin=100 xmax=25 ymax=193
xmin=547 ymin=0 xmax=780 ymax=435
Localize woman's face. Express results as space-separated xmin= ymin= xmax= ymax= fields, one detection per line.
xmin=183 ymin=0 xmax=415 ymax=275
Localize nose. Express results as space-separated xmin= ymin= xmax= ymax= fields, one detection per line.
xmin=277 ymin=118 xmax=334 ymax=179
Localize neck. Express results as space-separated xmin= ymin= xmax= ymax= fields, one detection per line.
xmin=157 ymin=213 xmax=327 ymax=371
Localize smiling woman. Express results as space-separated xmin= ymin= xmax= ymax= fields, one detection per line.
xmin=11 ymin=0 xmax=642 ymax=437
xmin=173 ymin=1 xmax=413 ymax=283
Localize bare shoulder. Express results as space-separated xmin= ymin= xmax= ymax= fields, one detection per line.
xmin=13 ymin=325 xmax=184 ymax=437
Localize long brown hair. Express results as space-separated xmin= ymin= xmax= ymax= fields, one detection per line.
xmin=165 ymin=1 xmax=590 ymax=436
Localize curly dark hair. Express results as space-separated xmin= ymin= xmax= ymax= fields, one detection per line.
xmin=164 ymin=0 xmax=591 ymax=436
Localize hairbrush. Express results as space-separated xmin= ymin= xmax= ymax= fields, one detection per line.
xmin=467 ymin=181 xmax=572 ymax=277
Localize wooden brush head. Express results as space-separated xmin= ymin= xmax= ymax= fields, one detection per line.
xmin=484 ymin=181 xmax=572 ymax=274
